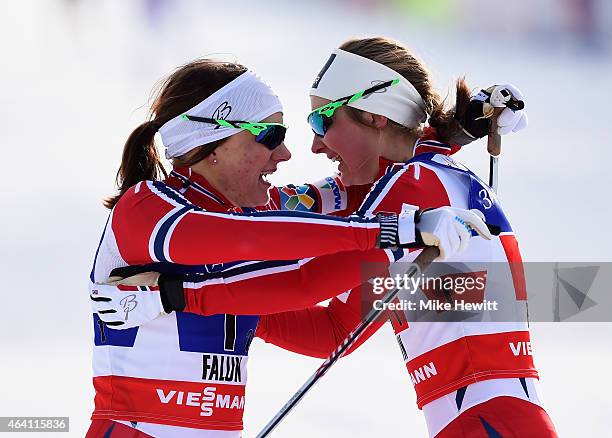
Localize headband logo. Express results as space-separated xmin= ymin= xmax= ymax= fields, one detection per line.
xmin=363 ymin=80 xmax=392 ymax=100
xmin=213 ymin=101 xmax=232 ymax=120
xmin=312 ymin=54 xmax=336 ymax=89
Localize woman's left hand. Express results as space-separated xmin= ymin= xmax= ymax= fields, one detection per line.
xmin=462 ymin=84 xmax=528 ymax=138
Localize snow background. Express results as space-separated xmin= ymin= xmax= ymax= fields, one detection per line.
xmin=1 ymin=1 xmax=611 ymax=436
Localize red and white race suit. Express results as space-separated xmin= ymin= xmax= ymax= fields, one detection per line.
xmin=89 ymin=131 xmax=555 ymax=437
xmin=88 ymin=163 xmax=402 ymax=436
xmin=163 ymin=135 xmax=554 ymax=437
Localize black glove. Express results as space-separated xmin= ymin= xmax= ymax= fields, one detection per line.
xmin=458 ymin=85 xmax=526 ymax=140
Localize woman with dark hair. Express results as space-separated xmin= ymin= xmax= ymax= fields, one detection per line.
xmin=98 ymin=37 xmax=556 ymax=437
xmin=269 ymin=37 xmax=554 ymax=437
xmin=86 ymin=57 xmax=490 ymax=437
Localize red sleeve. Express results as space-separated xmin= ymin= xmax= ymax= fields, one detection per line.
xmin=255 ymin=283 xmax=387 ymax=359
xmin=111 ymin=180 xmax=383 ymax=266
xmin=182 ymin=248 xmax=394 ymax=315
xmin=253 ymin=161 xmax=453 ymax=358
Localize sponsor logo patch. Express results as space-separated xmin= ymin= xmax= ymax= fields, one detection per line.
xmin=280 ymin=186 xmax=316 ymax=211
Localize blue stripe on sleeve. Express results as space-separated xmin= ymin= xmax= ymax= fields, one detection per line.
xmin=153 ymin=206 xmax=193 ymax=262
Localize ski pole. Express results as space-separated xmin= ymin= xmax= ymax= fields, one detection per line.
xmin=487 ymin=87 xmax=524 ymax=193
xmin=487 ymin=107 xmax=503 ymax=193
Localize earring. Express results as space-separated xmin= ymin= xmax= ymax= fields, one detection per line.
xmin=212 ymin=159 xmax=218 ymax=164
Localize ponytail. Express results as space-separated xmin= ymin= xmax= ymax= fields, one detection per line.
xmin=103 ymin=120 xmax=167 ymax=209
xmin=103 ymin=58 xmax=248 ymax=209
xmin=427 ymin=77 xmax=472 ymax=144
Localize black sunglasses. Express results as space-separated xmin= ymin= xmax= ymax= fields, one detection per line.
xmin=181 ymin=115 xmax=287 ymax=150
xmin=307 ymin=79 xmax=400 ymax=137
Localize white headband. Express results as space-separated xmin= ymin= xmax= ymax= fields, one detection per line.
xmin=310 ymin=48 xmax=427 ymax=128
xmin=159 ymin=70 xmax=283 ymax=158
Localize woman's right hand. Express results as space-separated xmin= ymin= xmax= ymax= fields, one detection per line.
xmin=394 ymin=207 xmax=493 ymax=260
xmin=90 ymin=273 xmax=166 ymax=330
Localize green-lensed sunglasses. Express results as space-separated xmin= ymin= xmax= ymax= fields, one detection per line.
xmin=181 ymin=114 xmax=287 ymax=150
xmin=307 ymin=78 xmax=400 ymax=137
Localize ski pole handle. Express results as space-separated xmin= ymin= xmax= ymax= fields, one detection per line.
xmin=487 ymin=107 xmax=504 ymax=157
xmin=487 ymin=108 xmax=504 ymax=192
xmin=413 ymin=245 xmax=440 ymax=270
